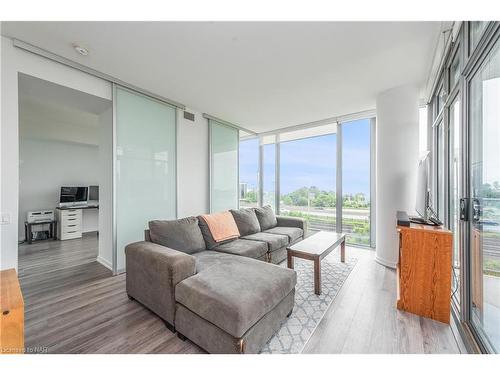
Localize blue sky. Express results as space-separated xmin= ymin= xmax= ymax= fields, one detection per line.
xmin=239 ymin=119 xmax=371 ymax=197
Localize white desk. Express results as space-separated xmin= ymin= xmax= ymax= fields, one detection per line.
xmin=56 ymin=205 xmax=99 ymax=240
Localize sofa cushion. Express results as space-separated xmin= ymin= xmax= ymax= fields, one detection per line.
xmin=253 ymin=205 xmax=278 ymax=231
xmin=198 ymin=216 xmax=236 ymax=250
xmin=192 ymin=250 xmax=237 ymax=273
xmin=230 ymin=208 xmax=261 ymax=236
xmin=214 ymin=239 xmax=268 ymax=260
xmin=175 ymin=255 xmax=296 ymax=338
xmin=241 ymin=232 xmax=288 ymax=252
xmin=149 ymin=217 xmax=206 ymax=254
xmin=264 ymin=226 xmax=303 ymax=243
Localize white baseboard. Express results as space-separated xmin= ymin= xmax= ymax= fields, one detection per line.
xmin=97 ymin=256 xmax=112 ymax=271
xmin=375 ymin=255 xmax=397 ymax=269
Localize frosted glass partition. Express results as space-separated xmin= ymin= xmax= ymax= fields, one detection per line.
xmin=210 ymin=120 xmax=239 ymax=212
xmin=115 ymin=87 xmax=177 ymax=272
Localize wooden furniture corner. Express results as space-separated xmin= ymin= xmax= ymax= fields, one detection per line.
xmin=396 ymin=223 xmax=452 ymax=324
xmin=1 ymin=269 xmax=24 ymax=354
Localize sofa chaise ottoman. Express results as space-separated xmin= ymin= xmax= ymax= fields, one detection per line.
xmin=125 ymin=206 xmax=306 ymax=353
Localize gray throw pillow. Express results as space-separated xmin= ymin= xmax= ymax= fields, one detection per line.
xmin=230 ymin=208 xmax=261 ymax=236
xmin=149 ymin=217 xmax=206 ymax=254
xmin=253 ymin=205 xmax=278 ymax=231
xmin=197 ymin=216 xmax=236 ymax=250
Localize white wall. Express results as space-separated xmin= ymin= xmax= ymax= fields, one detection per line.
xmin=375 ymin=85 xmax=419 ymax=268
xmin=19 ymin=138 xmax=100 ymax=239
xmin=177 ymin=107 xmax=210 ymax=217
xmin=19 ymin=98 xmax=100 ymax=146
xmin=1 ymin=36 xmax=112 ymax=271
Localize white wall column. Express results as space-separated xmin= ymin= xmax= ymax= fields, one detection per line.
xmin=375 ymin=85 xmax=419 ymax=268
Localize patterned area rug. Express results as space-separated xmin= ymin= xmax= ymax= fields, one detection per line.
xmin=260 ymin=252 xmax=357 ymax=354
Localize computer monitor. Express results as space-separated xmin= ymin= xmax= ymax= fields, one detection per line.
xmin=59 ymin=186 xmax=88 ymax=207
xmin=88 ymin=185 xmax=99 ymax=201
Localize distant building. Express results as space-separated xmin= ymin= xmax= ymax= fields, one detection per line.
xmin=239 ymin=183 xmax=248 ymax=199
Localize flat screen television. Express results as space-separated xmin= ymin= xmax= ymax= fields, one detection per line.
xmin=59 ymin=186 xmax=88 ymax=207
xmin=415 ymin=151 xmax=430 ymax=220
xmin=411 ymin=152 xmax=442 ymax=225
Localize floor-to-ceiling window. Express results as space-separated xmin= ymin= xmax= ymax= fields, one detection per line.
xmin=239 ymin=137 xmax=259 ymax=208
xmin=342 ymin=119 xmax=372 ymax=246
xmin=428 ymin=21 xmax=500 ymax=353
xmin=252 ymin=120 xmax=374 ymax=247
xmin=262 ymin=136 xmax=277 ymax=210
xmin=279 ymin=131 xmax=337 ymax=232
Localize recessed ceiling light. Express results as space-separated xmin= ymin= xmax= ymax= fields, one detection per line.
xmin=73 ymin=44 xmax=89 ymax=56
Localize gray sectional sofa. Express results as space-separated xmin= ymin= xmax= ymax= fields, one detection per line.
xmin=125 ymin=205 xmax=307 ymax=354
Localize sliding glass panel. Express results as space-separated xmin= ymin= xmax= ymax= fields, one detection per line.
xmin=279 ymin=133 xmax=337 ymax=232
xmin=262 ymin=142 xmax=276 ymax=210
xmin=342 ymin=119 xmax=371 ymax=246
xmin=210 ymin=121 xmax=238 ymax=212
xmin=239 ymin=138 xmax=259 ymax=208
xmin=115 ymin=87 xmax=176 ymax=272
xmin=449 ymin=97 xmax=461 ymax=308
xmin=469 ymin=39 xmax=500 ymax=353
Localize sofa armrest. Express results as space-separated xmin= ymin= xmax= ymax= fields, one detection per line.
xmin=276 ymin=216 xmax=308 ymax=232
xmin=125 ymin=241 xmax=196 ymax=325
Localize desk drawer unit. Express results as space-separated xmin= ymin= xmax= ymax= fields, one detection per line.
xmin=57 ymin=209 xmax=83 ymax=240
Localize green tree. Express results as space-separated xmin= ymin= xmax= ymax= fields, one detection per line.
xmin=245 ymin=191 xmax=258 ymax=203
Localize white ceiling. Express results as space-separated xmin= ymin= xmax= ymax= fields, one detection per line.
xmin=3 ymin=22 xmax=443 ymax=133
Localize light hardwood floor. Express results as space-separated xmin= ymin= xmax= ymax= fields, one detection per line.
xmin=18 ymin=234 xmax=463 ymax=354
xmin=303 ymin=247 xmax=463 ymax=353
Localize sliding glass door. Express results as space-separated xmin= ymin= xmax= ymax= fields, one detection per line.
xmin=114 ymin=86 xmax=177 ymax=272
xmin=436 ymin=119 xmax=446 ymax=222
xmin=210 ymin=120 xmax=239 ymax=213
xmin=449 ymin=97 xmax=462 ymax=308
xmin=468 ymin=37 xmax=500 ymax=352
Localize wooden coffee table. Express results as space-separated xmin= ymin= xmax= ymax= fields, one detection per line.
xmin=287 ymin=231 xmax=346 ymax=295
